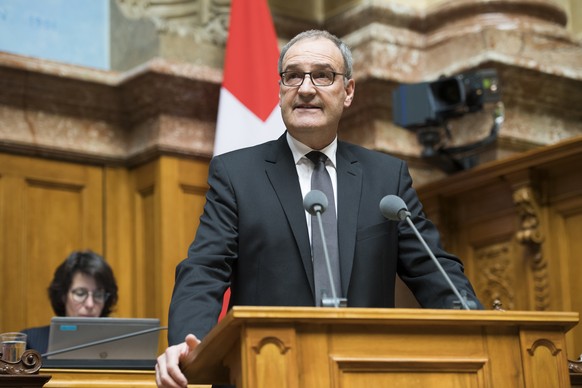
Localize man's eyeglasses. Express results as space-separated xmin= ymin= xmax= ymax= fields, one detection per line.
xmin=280 ymin=70 xmax=346 ymax=87
xmin=69 ymin=288 xmax=110 ymax=304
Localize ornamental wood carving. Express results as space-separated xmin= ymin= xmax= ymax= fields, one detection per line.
xmin=513 ymin=185 xmax=550 ymax=311
xmin=474 ymin=242 xmax=515 ymax=310
xmin=0 ymin=350 xmax=43 ymax=375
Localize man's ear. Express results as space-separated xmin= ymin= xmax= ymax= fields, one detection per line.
xmin=344 ymin=79 xmax=355 ymax=107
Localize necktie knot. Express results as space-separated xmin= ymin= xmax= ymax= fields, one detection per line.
xmin=306 ymin=151 xmax=327 ymax=166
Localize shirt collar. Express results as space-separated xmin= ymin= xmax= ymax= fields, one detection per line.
xmin=286 ymin=132 xmax=337 ymax=168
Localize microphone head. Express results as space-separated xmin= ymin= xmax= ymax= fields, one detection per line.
xmin=379 ymin=195 xmax=409 ymax=221
xmin=303 ymin=190 xmax=328 ymax=215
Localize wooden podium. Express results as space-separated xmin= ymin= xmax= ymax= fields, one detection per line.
xmin=184 ymin=306 xmax=578 ymax=388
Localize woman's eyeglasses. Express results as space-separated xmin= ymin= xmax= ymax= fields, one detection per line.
xmin=69 ymin=288 xmax=110 ymax=304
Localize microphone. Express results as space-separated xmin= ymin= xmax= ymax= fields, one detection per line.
xmin=379 ymin=195 xmax=411 ymax=222
xmin=41 ymin=326 xmax=167 ymax=358
xmin=303 ymin=189 xmax=328 ymax=215
xmin=379 ymin=195 xmax=473 ymax=310
xmin=303 ymin=190 xmax=347 ymax=308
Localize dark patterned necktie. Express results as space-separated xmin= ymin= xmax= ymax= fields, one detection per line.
xmin=306 ymin=151 xmax=342 ymax=306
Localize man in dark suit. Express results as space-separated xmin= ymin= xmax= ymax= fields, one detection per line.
xmin=155 ymin=29 xmax=482 ymax=388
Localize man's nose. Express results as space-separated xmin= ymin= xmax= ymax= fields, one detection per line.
xmin=298 ymin=74 xmax=316 ymax=93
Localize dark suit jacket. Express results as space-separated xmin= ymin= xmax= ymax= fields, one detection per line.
xmin=21 ymin=325 xmax=50 ymax=355
xmin=168 ymin=134 xmax=481 ymax=344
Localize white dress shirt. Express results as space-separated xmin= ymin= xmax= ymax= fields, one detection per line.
xmin=286 ymin=132 xmax=338 ymax=243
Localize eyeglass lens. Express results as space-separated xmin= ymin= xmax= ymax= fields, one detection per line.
xmin=281 ymin=71 xmax=339 ymax=86
xmin=70 ymin=288 xmax=108 ymax=303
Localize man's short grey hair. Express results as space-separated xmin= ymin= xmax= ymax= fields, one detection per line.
xmin=278 ymin=30 xmax=353 ymax=80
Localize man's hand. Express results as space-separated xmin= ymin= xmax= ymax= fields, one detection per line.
xmin=155 ymin=334 xmax=201 ymax=388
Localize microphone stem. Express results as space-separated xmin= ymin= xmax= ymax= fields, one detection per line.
xmin=405 ymin=217 xmax=471 ymax=310
xmin=315 ymin=211 xmax=340 ymax=305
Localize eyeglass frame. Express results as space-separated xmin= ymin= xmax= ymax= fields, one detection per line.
xmin=279 ymin=70 xmax=347 ymax=87
xmin=69 ymin=287 xmax=110 ymax=304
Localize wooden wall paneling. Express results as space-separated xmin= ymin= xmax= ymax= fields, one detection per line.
xmin=158 ymin=157 xmax=209 ymax=348
xmin=465 ymin=218 xmax=524 ymax=312
xmin=132 ymin=161 xmax=157 ymax=320
xmin=426 ymin=179 xmax=525 ymax=310
xmin=25 ymin=178 xmax=83 ymax=325
xmin=419 ymin=195 xmax=456 ymax=254
xmin=120 ymin=156 xmax=209 ymax=352
xmin=548 ymin=195 xmax=582 ymax=360
xmin=1 ymin=170 xmax=39 ymax=331
xmin=563 ymin=203 xmax=582 ymax=360
xmin=417 ymin=137 xmax=582 ymax=360
xmin=0 ymin=171 xmax=22 ymax=332
xmin=0 ymin=153 xmax=103 ymax=332
xmin=545 ymin=150 xmax=582 ymax=359
xmin=157 ymin=156 xmax=184 ymax=349
xmin=177 ymin=158 xmax=210 ymax=263
xmin=103 ymin=167 xmax=135 ymax=319
xmin=0 ymin=169 xmax=3 ymax=327
xmin=156 ymin=157 xmax=184 ymax=322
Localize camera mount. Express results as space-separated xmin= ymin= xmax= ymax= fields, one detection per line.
xmin=392 ymin=69 xmax=503 ymax=173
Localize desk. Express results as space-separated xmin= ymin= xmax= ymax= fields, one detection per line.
xmin=42 ymin=369 xmax=210 ymax=388
xmin=0 ymin=374 xmax=51 ymax=387
xmin=185 ymin=306 xmax=579 ymax=387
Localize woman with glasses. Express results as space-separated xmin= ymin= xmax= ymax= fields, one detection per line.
xmin=21 ymin=250 xmax=119 ymax=354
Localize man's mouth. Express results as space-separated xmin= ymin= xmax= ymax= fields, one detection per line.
xmin=294 ymin=104 xmax=320 ymax=110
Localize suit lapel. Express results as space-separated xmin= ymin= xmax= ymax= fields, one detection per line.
xmin=264 ymin=134 xmax=315 ymax=295
xmin=336 ymin=142 xmax=362 ymax=295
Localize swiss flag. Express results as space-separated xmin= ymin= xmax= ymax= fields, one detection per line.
xmin=214 ymin=0 xmax=285 ymax=320
xmin=213 ymin=0 xmax=285 ymax=156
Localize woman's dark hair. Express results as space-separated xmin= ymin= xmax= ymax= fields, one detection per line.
xmin=48 ymin=250 xmax=118 ymax=317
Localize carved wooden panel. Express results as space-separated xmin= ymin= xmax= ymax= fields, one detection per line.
xmin=246 ymin=327 xmax=299 ymax=388
xmin=111 ymin=157 xmax=210 ymax=346
xmin=133 ymin=162 xmax=156 ymax=319
xmin=417 ymin=136 xmax=582 ymax=359
xmin=0 ymin=153 xmax=103 ymax=332
xmin=0 ymin=171 xmax=4 ymax=325
xmin=548 ymin=195 xmax=582 ymax=361
xmin=0 ymin=152 xmax=211 ymax=348
xmin=521 ymin=330 xmax=572 ymax=388
xmin=474 ymin=242 xmax=516 ymax=310
xmin=185 ymin=307 xmax=579 ymax=387
xmin=331 ymin=357 xmax=487 ymax=388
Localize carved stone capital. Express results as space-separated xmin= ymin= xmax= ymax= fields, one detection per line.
xmin=115 ymin=0 xmax=231 ymax=45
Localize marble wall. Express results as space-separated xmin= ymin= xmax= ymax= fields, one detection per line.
xmin=0 ymin=0 xmax=581 ymax=184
